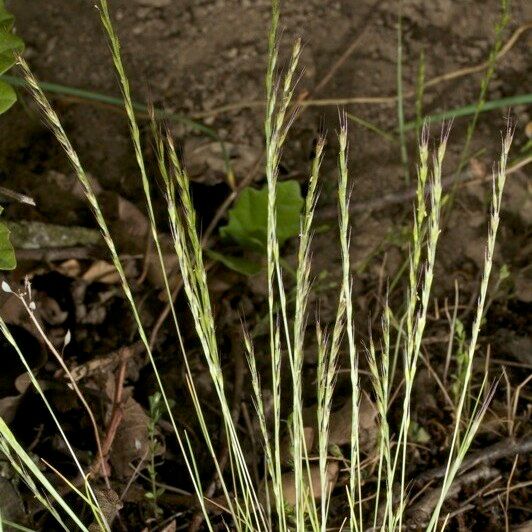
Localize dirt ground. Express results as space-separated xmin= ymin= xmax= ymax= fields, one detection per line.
xmin=0 ymin=0 xmax=530 ymax=530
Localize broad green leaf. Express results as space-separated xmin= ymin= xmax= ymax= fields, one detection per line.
xmin=0 ymin=79 xmax=15 ymax=114
xmin=207 ymin=249 xmax=262 ymax=276
xmin=0 ymin=221 xmax=16 ymax=270
xmin=0 ymin=0 xmax=14 ymax=31
xmin=220 ymin=180 xmax=304 ymax=251
xmin=0 ymin=31 xmax=23 ymax=74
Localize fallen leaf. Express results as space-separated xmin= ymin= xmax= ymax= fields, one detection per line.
xmin=0 ymin=477 xmax=27 ymax=528
xmin=88 ymin=488 xmax=123 ymax=532
xmin=56 ymin=259 xmax=82 ymax=278
xmin=329 ymin=391 xmax=378 ymax=453
xmin=184 ymin=139 xmax=259 ymax=186
xmin=38 ymin=295 xmax=68 ymax=325
xmin=160 ymin=521 xmax=177 ymax=532
xmin=279 ymin=425 xmax=316 ymax=467
xmin=110 ymin=397 xmax=150 ymax=478
xmin=468 ymin=157 xmax=487 ymax=180
xmin=99 ymin=191 xmax=179 ymax=289
xmin=82 ymin=260 xmax=121 ymax=284
xmin=513 ymin=520 xmax=532 ymax=532
xmin=0 ymin=373 xmax=32 ymax=425
xmin=279 ymin=461 xmax=339 ymax=506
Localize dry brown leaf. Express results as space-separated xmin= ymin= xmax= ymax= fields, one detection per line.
xmin=329 ymin=391 xmax=378 ymax=453
xmin=146 ymin=234 xmax=180 ymax=290
xmin=0 ymin=291 xmax=33 ymax=332
xmin=99 ymin=192 xmax=149 ymax=249
xmin=87 ymin=488 xmax=123 ymax=531
xmin=0 ymin=394 xmax=23 ymax=424
xmin=468 ymin=157 xmax=487 ymax=180
xmin=82 ymin=260 xmax=121 ymax=284
xmin=279 ymin=461 xmax=339 ymax=506
xmin=184 ymin=139 xmax=259 ymax=185
xmin=0 ymin=325 xmax=45 ymax=423
xmin=0 ymin=370 xmax=32 ymax=424
xmin=67 ymin=342 xmax=144 ymax=383
xmin=99 ymin=191 xmax=179 ymax=289
xmin=160 ymin=521 xmax=177 ymax=532
xmin=514 ymin=520 xmax=532 ymax=532
xmin=279 ymin=392 xmax=378 ymax=465
xmin=279 ymin=425 xmax=315 ymax=466
xmin=38 ymin=295 xmax=68 ymax=325
xmin=110 ymin=397 xmax=150 ymax=478
xmin=56 ymin=259 xmax=82 ymax=278
xmin=0 ymin=477 xmax=27 ymax=528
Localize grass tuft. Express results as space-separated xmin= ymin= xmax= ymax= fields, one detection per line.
xmin=0 ymin=2 xmax=515 ymax=531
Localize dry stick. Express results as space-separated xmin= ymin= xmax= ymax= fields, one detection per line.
xmin=188 ymin=330 xmax=246 ymax=532
xmin=85 ymin=356 xmax=129 ymax=530
xmin=318 ymin=156 xmax=530 ymax=220
xmin=190 ymin=22 xmax=532 ymax=118
xmin=68 ymin=341 xmax=143 ymax=382
xmin=504 ymin=455 xmax=519 ymax=531
xmin=0 ymin=185 xmax=36 ymax=206
xmin=148 ymin=282 xmax=182 ymax=351
xmin=481 ymin=478 xmax=532 ymax=505
xmin=14 ymin=246 xmax=107 ymax=262
xmin=406 ymin=465 xmax=500 ymax=528
xmin=137 ymin=234 xmax=154 ymax=286
xmin=413 ymin=436 xmax=532 ymax=487
xmin=92 ymin=352 xmax=129 ymax=472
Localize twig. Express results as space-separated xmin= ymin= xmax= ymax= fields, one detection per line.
xmin=100 ymin=352 xmax=129 ymax=458
xmin=66 ymin=341 xmax=143 ymax=382
xmin=14 ymin=245 xmax=105 ymax=262
xmin=406 ymin=465 xmax=500 ymax=528
xmin=0 ymin=185 xmax=36 ymax=206
xmin=413 ymin=436 xmax=532 ymax=487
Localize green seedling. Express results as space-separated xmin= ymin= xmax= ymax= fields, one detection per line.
xmin=0 ymin=1 xmax=24 ymax=270
xmin=210 ymin=179 xmax=304 ymax=275
xmin=0 ymin=0 xmax=23 ymax=114
xmin=0 ymin=206 xmax=15 ymax=270
xmin=146 ymin=392 xmax=165 ymax=519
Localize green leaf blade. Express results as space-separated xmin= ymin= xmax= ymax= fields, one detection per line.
xmin=0 ymin=221 xmax=16 ymax=270
xmin=0 ymin=31 xmax=23 ymax=74
xmin=220 ymin=180 xmax=304 ymax=251
xmin=207 ymin=249 xmax=262 ymax=276
xmin=0 ymin=78 xmax=15 ymax=113
xmin=0 ymin=0 xmax=15 ymax=31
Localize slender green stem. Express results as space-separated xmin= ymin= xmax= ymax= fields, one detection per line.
xmin=396 ymin=2 xmax=410 ymax=184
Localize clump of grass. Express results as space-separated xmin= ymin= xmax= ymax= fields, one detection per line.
xmin=0 ymin=1 xmax=514 ymax=530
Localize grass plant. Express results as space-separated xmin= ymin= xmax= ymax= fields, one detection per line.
xmin=0 ymin=0 xmax=515 ymax=530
